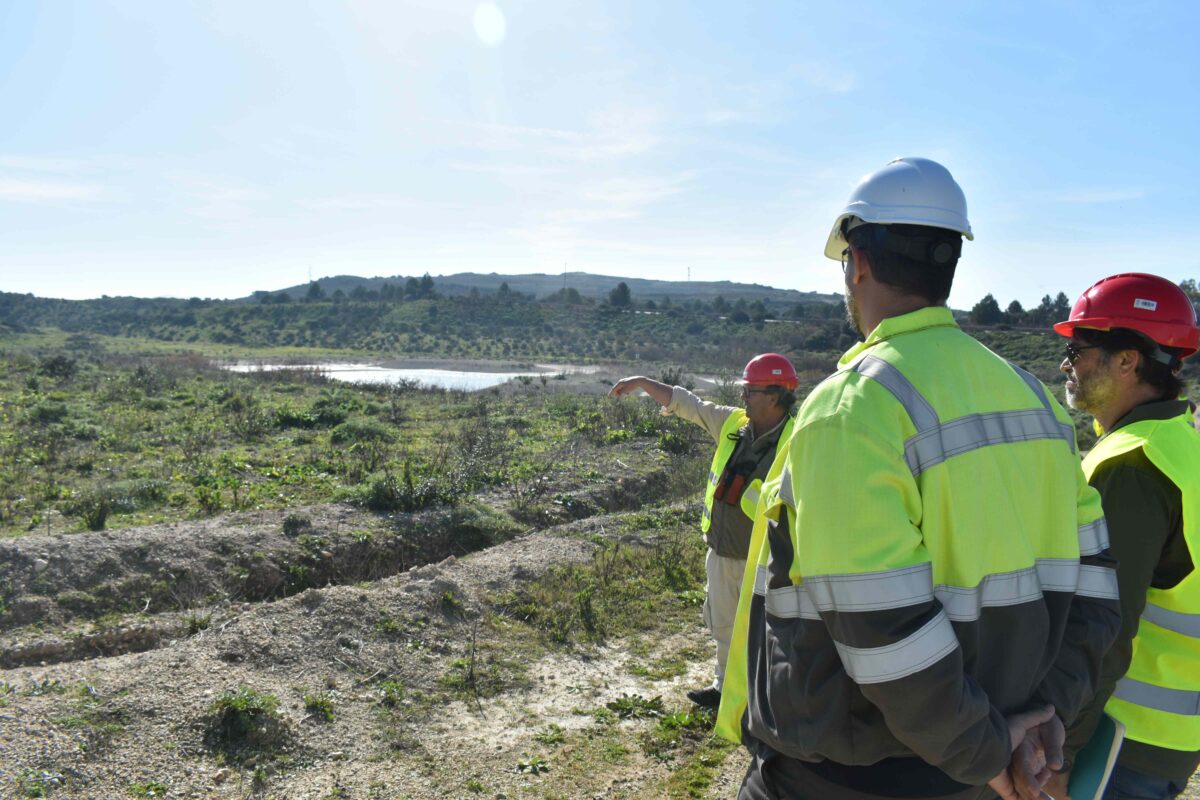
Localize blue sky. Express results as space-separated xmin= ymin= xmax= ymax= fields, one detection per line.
xmin=1 ymin=0 xmax=1197 ymax=307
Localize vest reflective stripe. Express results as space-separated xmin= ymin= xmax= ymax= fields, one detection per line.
xmin=779 ymin=466 xmax=796 ymax=510
xmin=906 ymin=410 xmax=1076 ymax=477
xmin=1112 ymin=677 xmax=1200 ymax=717
xmin=739 ymin=481 xmax=762 ymax=520
xmin=1078 ymin=518 xmax=1111 ymax=556
xmin=758 ymin=559 xmax=1113 ymax=623
xmin=1141 ymin=603 xmax=1200 ymax=637
xmin=1076 ymin=564 xmax=1120 ymax=600
xmin=834 ymin=609 xmax=959 ymax=685
xmin=1086 ymin=415 xmax=1200 ymax=750
xmin=853 ymin=356 xmax=939 ymax=430
xmin=852 ymin=356 xmax=1075 ymax=479
xmin=1011 ymin=362 xmax=1054 ymax=412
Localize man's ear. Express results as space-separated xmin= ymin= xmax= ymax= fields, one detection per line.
xmin=1115 ymin=349 xmax=1141 ymax=378
xmin=851 ymin=248 xmax=870 ymax=285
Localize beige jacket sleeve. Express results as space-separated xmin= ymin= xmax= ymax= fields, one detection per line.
xmin=664 ymin=386 xmax=740 ymax=444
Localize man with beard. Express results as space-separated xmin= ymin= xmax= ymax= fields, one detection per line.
xmin=716 ymin=157 xmax=1120 ymax=800
xmin=1047 ymin=274 xmax=1200 ymax=800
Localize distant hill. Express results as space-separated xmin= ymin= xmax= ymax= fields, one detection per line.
xmin=263 ymin=271 xmax=841 ymax=307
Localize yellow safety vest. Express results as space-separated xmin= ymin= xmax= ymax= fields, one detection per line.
xmin=701 ymin=411 xmax=749 ymax=533
xmin=1085 ymin=415 xmax=1200 ymax=751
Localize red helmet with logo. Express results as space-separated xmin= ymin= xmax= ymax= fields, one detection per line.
xmin=738 ymin=353 xmax=799 ymax=390
xmin=1054 ymin=273 xmax=1198 ymax=358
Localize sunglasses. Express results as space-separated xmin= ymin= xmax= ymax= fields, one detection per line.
xmin=1064 ymin=341 xmax=1102 ymax=365
xmin=840 ymin=247 xmax=853 ymax=276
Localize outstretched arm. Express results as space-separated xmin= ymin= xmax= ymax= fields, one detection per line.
xmin=609 ymin=376 xmax=673 ymax=407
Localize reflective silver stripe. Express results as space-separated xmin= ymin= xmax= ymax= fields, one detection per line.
xmin=754 ymin=564 xmax=769 ymax=596
xmin=742 ymin=487 xmax=761 ymax=506
xmin=905 ymin=409 xmax=1076 ymax=477
xmin=1113 ymin=677 xmax=1200 ymax=716
xmin=1078 ymin=518 xmax=1110 ymax=556
xmin=1010 ymin=362 xmax=1053 ymax=411
xmin=702 ymin=507 xmax=711 ymax=521
xmin=851 ymin=355 xmax=1076 ymax=477
xmin=1076 ymin=565 xmax=1120 ymax=600
xmin=709 ymin=471 xmax=719 ymax=486
xmin=803 ymin=563 xmax=934 ymax=612
xmin=1141 ymin=603 xmax=1200 ymax=637
xmin=1009 ymin=363 xmax=1077 ymax=454
xmin=936 ymin=566 xmax=1045 ymax=621
xmin=764 ymin=583 xmax=821 ymax=620
xmin=853 ymin=356 xmax=939 ymax=431
xmin=1035 ymin=558 xmax=1083 ymax=591
xmin=834 ymin=609 xmax=959 ymax=684
xmin=779 ymin=466 xmax=796 ymax=511
xmin=762 ymin=559 xmax=1110 ymax=623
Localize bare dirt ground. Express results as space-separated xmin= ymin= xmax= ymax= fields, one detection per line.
xmin=1 ymin=502 xmax=747 ymax=800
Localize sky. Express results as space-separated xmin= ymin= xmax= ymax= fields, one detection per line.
xmin=1 ymin=0 xmax=1198 ymax=308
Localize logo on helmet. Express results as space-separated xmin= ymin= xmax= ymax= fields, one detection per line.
xmin=1133 ymin=298 xmax=1158 ymax=311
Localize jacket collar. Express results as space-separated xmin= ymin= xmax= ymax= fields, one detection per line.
xmin=837 ymin=306 xmax=957 ymax=370
xmin=1105 ymin=398 xmax=1191 ymax=436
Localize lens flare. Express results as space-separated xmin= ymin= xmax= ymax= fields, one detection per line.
xmin=473 ymin=3 xmax=506 ymax=47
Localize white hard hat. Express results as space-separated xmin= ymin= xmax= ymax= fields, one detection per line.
xmin=824 ymin=157 xmax=973 ymax=260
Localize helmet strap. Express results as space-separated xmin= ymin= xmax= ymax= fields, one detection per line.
xmin=879 ymin=232 xmax=962 ymax=266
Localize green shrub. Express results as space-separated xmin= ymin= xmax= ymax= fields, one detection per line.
xmin=274 ymin=403 xmax=318 ymax=429
xmin=303 ymin=692 xmax=335 ymax=722
xmin=357 ymin=463 xmax=458 ymax=512
xmin=282 ymin=513 xmax=312 ymax=535
xmin=28 ymin=401 xmax=69 ymax=424
xmin=128 ymin=781 xmax=169 ymax=797
xmin=656 ymin=429 xmax=692 ymax=455
xmin=67 ymin=492 xmax=110 ymax=531
xmin=330 ymin=419 xmax=394 ymax=445
xmin=205 ymin=686 xmax=281 ymax=747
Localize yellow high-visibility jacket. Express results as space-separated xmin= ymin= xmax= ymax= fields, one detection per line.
xmin=1086 ymin=415 xmax=1200 ymax=751
xmin=716 ymin=306 xmax=1120 ymax=788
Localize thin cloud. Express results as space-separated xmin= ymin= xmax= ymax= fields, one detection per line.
xmin=449 ymin=162 xmax=560 ymax=178
xmin=0 ymin=179 xmax=103 ymax=202
xmin=1055 ymin=188 xmax=1148 ymax=204
xmin=472 ymin=106 xmax=663 ymax=162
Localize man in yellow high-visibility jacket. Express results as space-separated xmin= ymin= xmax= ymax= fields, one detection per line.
xmin=717 ymin=158 xmax=1121 ymax=800
xmin=1046 ymin=273 xmax=1200 ymax=800
xmin=610 ymin=354 xmax=798 ymax=709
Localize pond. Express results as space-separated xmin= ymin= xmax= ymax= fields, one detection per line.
xmin=222 ymin=362 xmax=600 ymax=391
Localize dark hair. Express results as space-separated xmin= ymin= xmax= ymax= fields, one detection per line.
xmin=770 ymin=387 xmax=798 ymax=412
xmin=1075 ymin=327 xmax=1185 ymax=400
xmin=846 ymin=222 xmax=962 ymax=304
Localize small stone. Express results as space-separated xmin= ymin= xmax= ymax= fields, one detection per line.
xmin=32 ymin=558 xmax=49 ymax=574
xmin=213 ymin=768 xmax=229 ymax=784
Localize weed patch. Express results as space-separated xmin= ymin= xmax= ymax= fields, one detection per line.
xmin=203 ymin=686 xmax=288 ymax=756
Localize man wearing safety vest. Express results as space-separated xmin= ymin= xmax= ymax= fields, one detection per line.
xmin=1046 ymin=274 xmax=1200 ymax=800
xmin=717 ymin=157 xmax=1121 ymax=800
xmin=609 ymin=354 xmax=799 ymax=709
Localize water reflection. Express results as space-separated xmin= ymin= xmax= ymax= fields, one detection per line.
xmin=223 ymin=362 xmax=597 ymax=391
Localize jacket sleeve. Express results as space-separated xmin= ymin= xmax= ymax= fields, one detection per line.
xmin=786 ymin=415 xmax=1012 ymax=786
xmin=664 ymin=386 xmax=739 ymax=442
xmin=1062 ymin=461 xmax=1171 ymax=765
xmin=1030 ymin=461 xmax=1122 ymax=732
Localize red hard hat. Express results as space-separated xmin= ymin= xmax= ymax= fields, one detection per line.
xmin=1053 ymin=273 xmax=1199 ymax=358
xmin=738 ymin=353 xmax=799 ymax=390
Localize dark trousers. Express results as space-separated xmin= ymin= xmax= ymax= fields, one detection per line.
xmin=738 ymin=747 xmax=998 ymax=800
